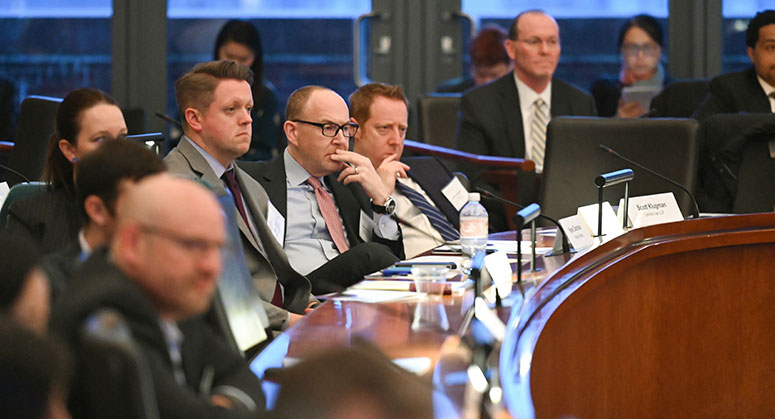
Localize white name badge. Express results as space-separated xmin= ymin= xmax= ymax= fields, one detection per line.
xmin=558 ymin=214 xmax=595 ymax=251
xmin=359 ymin=210 xmax=374 ymax=242
xmin=619 ymin=192 xmax=683 ymax=228
xmin=442 ymin=176 xmax=469 ymax=211
xmin=266 ymin=200 xmax=285 ymax=246
xmin=577 ymin=202 xmax=623 ymax=238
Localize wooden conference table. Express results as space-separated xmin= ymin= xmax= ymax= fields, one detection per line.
xmin=250 ymin=212 xmax=775 ymax=418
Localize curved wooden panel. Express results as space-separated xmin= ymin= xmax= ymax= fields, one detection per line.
xmin=501 ymin=213 xmax=775 ymax=418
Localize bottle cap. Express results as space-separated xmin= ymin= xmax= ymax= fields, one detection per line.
xmin=468 ymin=192 xmax=480 ymax=202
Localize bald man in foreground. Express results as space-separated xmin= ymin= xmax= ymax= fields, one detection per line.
xmin=52 ymin=175 xmax=265 ymax=419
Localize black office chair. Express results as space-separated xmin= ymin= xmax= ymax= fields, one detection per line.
xmin=648 ymin=79 xmax=710 ymax=118
xmin=694 ymin=113 xmax=775 ymax=213
xmin=540 ymin=117 xmax=699 ymax=221
xmin=78 ymin=308 xmax=160 ymax=419
xmin=416 ymin=93 xmax=461 ymax=149
xmin=733 ymin=139 xmax=775 ymax=213
xmin=0 ymin=181 xmax=47 ymax=228
xmin=3 ymin=96 xmax=62 ymax=186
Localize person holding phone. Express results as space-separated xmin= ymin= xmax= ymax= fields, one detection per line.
xmin=590 ymin=14 xmax=669 ymax=118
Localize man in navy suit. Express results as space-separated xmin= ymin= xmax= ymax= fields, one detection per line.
xmin=243 ymin=86 xmax=403 ymax=294
xmin=693 ymin=10 xmax=775 ymax=121
xmin=456 ymin=10 xmax=595 ymax=172
xmin=350 ymin=83 xmax=465 ymax=258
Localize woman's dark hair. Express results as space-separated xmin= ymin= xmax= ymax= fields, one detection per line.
xmin=213 ymin=19 xmax=264 ymax=85
xmin=42 ymin=88 xmax=119 ymax=196
xmin=618 ymin=14 xmax=664 ymax=48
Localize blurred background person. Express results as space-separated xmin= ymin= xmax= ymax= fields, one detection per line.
xmin=436 ymin=25 xmax=512 ymax=93
xmin=5 ymin=88 xmax=127 ymax=254
xmin=0 ymin=233 xmax=50 ymax=334
xmin=214 ymin=19 xmax=283 ymax=161
xmin=40 ymin=139 xmax=166 ymax=301
xmin=590 ymin=14 xmax=668 ymax=118
xmin=0 ymin=318 xmax=71 ymax=419
xmin=268 ymin=345 xmax=431 ymax=419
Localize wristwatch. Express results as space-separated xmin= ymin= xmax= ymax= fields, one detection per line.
xmin=371 ymin=195 xmax=396 ymax=215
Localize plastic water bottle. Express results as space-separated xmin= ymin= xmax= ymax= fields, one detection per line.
xmin=459 ymin=192 xmax=488 ymax=257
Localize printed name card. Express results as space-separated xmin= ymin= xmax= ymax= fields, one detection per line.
xmin=577 ymin=202 xmax=623 ymax=239
xmin=558 ymin=214 xmax=595 ymax=251
xmin=618 ymin=192 xmax=683 ymax=228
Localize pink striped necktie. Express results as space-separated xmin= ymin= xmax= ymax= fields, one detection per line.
xmin=307 ymin=176 xmax=350 ymax=253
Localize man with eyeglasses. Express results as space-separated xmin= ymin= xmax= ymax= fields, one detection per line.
xmin=165 ymin=60 xmax=315 ymax=331
xmin=242 ymin=85 xmax=404 ymax=294
xmin=456 ymin=9 xmax=595 ymax=174
xmin=693 ymin=10 xmax=775 ymax=121
xmin=52 ymin=174 xmax=266 ymax=418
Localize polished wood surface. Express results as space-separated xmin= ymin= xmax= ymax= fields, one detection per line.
xmin=501 ymin=213 xmax=775 ymax=418
xmin=0 ymin=140 xmax=13 ymax=152
xmin=403 ymin=139 xmax=538 ymax=229
xmin=251 ymin=229 xmax=558 ymax=414
xmin=403 ymin=139 xmax=535 ymax=172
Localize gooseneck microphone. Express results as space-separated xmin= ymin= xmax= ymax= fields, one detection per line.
xmin=0 ymin=162 xmax=32 ymax=184
xmin=474 ymin=187 xmax=573 ymax=256
xmin=155 ymin=112 xmax=183 ymax=129
xmin=598 ymin=144 xmax=700 ymax=218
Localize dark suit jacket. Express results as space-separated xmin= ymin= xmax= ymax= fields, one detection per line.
xmin=5 ymin=187 xmax=81 ymax=254
xmin=456 ymin=73 xmax=596 ymax=158
xmin=401 ymin=156 xmax=460 ymax=229
xmin=164 ymin=138 xmax=313 ymax=330
xmin=241 ymin=154 xmax=404 ymax=259
xmin=693 ymin=67 xmax=772 ymax=122
xmin=51 ymin=251 xmax=264 ymax=419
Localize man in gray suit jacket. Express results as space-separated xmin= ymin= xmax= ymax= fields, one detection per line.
xmin=456 ymin=10 xmax=595 ymax=171
xmin=164 ymin=60 xmax=315 ymax=331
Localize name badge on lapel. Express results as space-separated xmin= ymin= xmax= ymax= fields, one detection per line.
xmin=266 ymin=200 xmax=285 ymax=245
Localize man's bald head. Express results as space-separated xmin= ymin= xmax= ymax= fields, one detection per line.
xmin=112 ymin=174 xmax=225 ymax=321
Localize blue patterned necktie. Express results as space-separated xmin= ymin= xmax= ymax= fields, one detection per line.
xmin=395 ymin=181 xmax=459 ymax=241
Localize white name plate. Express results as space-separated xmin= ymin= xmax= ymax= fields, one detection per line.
xmin=578 ymin=202 xmax=623 ymax=238
xmin=618 ymin=192 xmax=683 ymax=228
xmin=558 ymin=214 xmax=595 ymax=251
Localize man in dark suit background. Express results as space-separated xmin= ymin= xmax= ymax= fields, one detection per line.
xmin=243 ymin=85 xmax=403 ymax=294
xmin=52 ymin=174 xmax=265 ymax=418
xmin=164 ymin=60 xmax=315 ymax=330
xmin=350 ymin=82 xmax=464 ymax=258
xmin=693 ymin=10 xmax=775 ymax=122
xmin=456 ymin=9 xmax=596 ymax=172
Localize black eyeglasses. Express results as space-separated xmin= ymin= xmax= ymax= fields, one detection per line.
xmin=292 ymin=120 xmax=359 ymax=138
xmin=140 ymin=225 xmax=227 ymax=255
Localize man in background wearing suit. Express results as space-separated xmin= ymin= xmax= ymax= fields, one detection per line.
xmin=243 ymin=85 xmax=403 ymax=294
xmin=350 ymin=83 xmax=465 ymax=258
xmin=165 ymin=60 xmax=315 ymax=330
xmin=456 ymin=9 xmax=596 ymax=172
xmin=53 ymin=175 xmax=265 ymax=418
xmin=693 ymin=10 xmax=775 ymax=122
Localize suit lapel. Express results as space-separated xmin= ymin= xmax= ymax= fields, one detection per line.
xmin=499 ymin=75 xmax=525 ymax=158
xmin=550 ymin=79 xmax=572 ymax=117
xmin=175 ymin=139 xmax=262 ymax=252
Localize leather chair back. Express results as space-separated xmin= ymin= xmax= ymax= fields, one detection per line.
xmin=541 ymin=116 xmax=699 ymax=220
xmin=417 ymin=93 xmax=460 ymax=149
xmin=5 ymin=96 xmax=62 ymax=186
